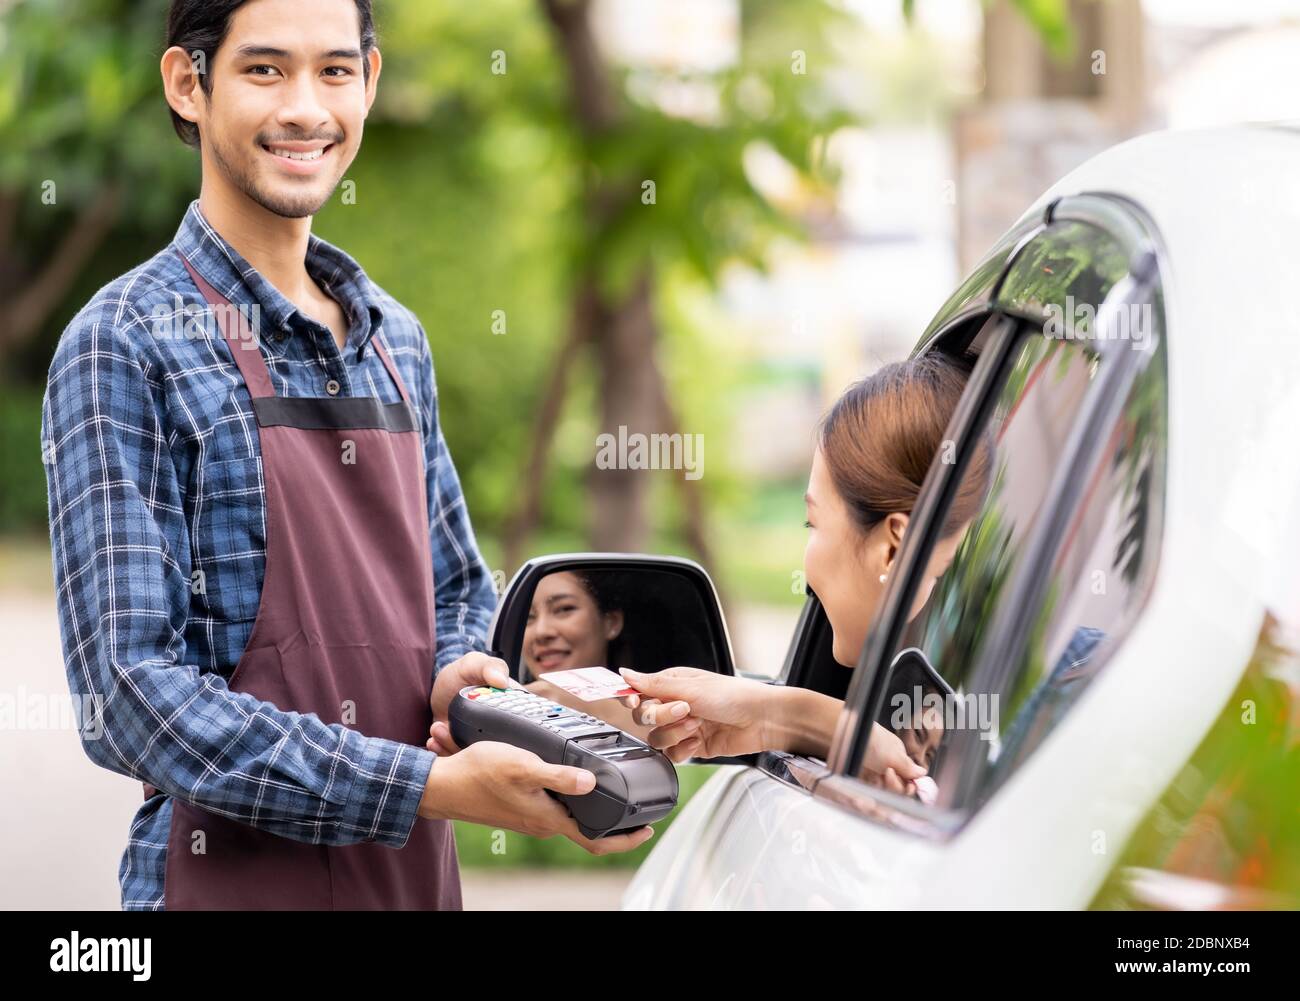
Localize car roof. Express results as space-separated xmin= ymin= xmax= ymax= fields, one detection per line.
xmin=933 ymin=123 xmax=1300 ymax=614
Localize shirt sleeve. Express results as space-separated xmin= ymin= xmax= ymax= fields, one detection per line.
xmin=414 ymin=327 xmax=498 ymax=676
xmin=42 ymin=303 xmax=434 ymax=847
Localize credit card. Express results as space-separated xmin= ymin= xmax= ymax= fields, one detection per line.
xmin=537 ymin=666 xmax=638 ymax=702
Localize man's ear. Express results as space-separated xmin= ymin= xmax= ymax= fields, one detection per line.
xmin=363 ymin=47 xmax=382 ymax=116
xmin=160 ymin=45 xmax=204 ymax=133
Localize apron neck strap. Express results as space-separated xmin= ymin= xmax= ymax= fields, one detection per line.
xmin=177 ymin=249 xmax=414 ymax=407
xmin=177 ymin=250 xmax=276 ymax=400
xmin=370 ymin=337 xmax=412 ymax=405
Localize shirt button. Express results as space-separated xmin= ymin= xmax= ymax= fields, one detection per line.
xmin=274 ymin=329 xmax=288 ymax=342
xmin=325 ymin=379 xmax=341 ymax=396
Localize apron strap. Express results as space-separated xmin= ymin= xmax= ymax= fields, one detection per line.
xmin=178 ymin=248 xmax=413 ymax=407
xmin=177 ymin=250 xmax=277 ymax=400
xmin=371 ymin=335 xmax=413 ymax=405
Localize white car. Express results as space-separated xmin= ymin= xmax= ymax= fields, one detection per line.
xmin=495 ymin=124 xmax=1300 ymax=910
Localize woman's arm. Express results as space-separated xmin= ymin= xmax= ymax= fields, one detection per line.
xmin=770 ymin=686 xmax=843 ymax=759
xmin=622 ymin=668 xmax=927 ymax=783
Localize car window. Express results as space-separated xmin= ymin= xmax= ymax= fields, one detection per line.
xmin=971 ymin=337 xmax=1165 ymax=806
xmin=844 ymin=215 xmax=1166 ymax=816
xmin=890 ymin=334 xmax=1165 ymax=810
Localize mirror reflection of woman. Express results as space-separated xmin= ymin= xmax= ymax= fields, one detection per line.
xmin=522 ymin=571 xmax=648 ymax=738
xmin=619 ymin=353 xmax=992 ymax=798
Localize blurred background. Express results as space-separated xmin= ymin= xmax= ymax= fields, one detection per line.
xmin=2 ymin=0 xmax=1298 ymax=908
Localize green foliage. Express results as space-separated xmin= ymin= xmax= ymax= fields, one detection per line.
xmin=998 ymin=220 xmax=1129 ymax=333
xmin=0 ymin=383 xmax=48 ymax=532
xmin=313 ymin=116 xmax=577 ymax=535
xmin=1092 ymin=621 xmax=1300 ymax=907
xmin=1004 ymin=0 xmax=1074 ymax=59
xmin=0 ymin=0 xmax=195 ymax=218
xmin=921 ymin=473 xmax=1016 ymax=690
xmin=2 ymin=0 xmax=1071 ymax=563
xmin=589 ymin=1 xmax=855 ymax=299
xmin=318 ymin=0 xmax=860 ymax=557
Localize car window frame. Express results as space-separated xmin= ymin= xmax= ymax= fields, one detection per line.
xmin=813 ymin=193 xmax=1168 ymax=833
xmin=752 ymin=308 xmax=1018 ymax=793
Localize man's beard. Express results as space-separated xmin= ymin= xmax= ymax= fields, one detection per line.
xmin=208 ymin=130 xmax=342 ymax=219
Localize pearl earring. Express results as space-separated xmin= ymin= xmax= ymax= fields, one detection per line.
xmin=878 ymin=573 xmax=888 ymax=584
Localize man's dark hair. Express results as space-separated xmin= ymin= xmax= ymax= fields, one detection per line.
xmin=165 ymin=0 xmax=377 ymax=147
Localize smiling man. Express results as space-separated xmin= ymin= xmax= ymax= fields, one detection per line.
xmin=41 ymin=0 xmax=652 ymax=912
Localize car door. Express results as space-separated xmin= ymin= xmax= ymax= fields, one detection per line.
xmin=626 ymin=193 xmax=1169 ymax=909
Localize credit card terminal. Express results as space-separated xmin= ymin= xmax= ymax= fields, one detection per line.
xmin=448 ymin=686 xmax=679 ymax=839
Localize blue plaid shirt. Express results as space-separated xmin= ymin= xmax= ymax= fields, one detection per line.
xmin=41 ymin=200 xmax=497 ymax=910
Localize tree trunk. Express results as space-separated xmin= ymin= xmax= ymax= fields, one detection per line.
xmin=500 ymin=283 xmax=600 ymax=570
xmin=539 ymin=0 xmax=663 ymax=555
xmin=650 ymin=358 xmax=718 ymax=576
xmin=588 ymin=269 xmax=660 ymax=552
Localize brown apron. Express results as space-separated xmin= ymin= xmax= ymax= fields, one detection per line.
xmin=149 ymin=251 xmax=461 ymax=910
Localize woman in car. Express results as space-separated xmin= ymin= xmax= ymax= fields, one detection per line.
xmin=618 ymin=352 xmax=993 ymax=795
xmin=522 ymin=570 xmax=628 ymax=678
xmin=519 ymin=570 xmax=648 ymax=737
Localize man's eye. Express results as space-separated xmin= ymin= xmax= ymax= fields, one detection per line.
xmin=247 ymin=65 xmax=278 ymax=76
xmin=323 ymin=66 xmax=354 ymax=77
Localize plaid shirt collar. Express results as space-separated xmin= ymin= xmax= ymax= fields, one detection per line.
xmin=170 ymin=199 xmax=385 ymax=358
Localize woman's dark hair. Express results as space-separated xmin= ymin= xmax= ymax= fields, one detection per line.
xmin=165 ymin=0 xmax=377 ymax=147
xmin=566 ymin=570 xmax=717 ymax=675
xmin=569 ymin=571 xmax=631 ymax=671
xmin=819 ymin=353 xmax=993 ymax=540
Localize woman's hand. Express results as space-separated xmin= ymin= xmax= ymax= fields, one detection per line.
xmin=862 ymin=723 xmax=928 ymax=792
xmin=618 ymin=667 xmax=781 ymax=763
xmin=526 ymin=675 xmax=653 ymax=742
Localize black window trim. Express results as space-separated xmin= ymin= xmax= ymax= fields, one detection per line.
xmin=947 ymin=246 xmax=1162 ymax=807
xmin=773 ymin=590 xmax=828 ymax=688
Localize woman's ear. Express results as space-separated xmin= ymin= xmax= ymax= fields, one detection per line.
xmin=604 ymin=610 xmax=624 ymax=641
xmin=882 ymin=512 xmax=910 ymax=571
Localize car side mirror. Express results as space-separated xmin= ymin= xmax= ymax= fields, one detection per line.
xmin=489 ymin=554 xmax=736 ymax=683
xmin=873 ymin=646 xmax=954 ymax=798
